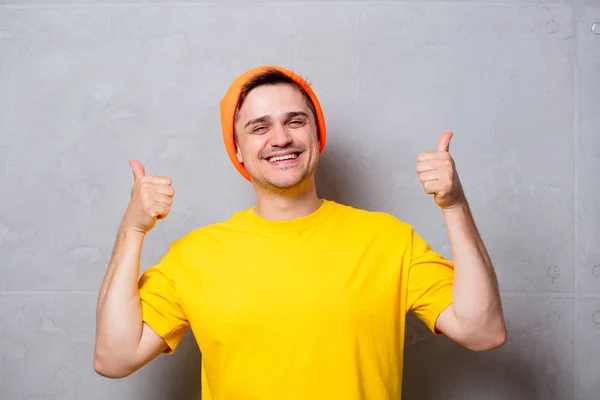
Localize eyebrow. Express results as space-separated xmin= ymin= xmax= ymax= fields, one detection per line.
xmin=244 ymin=111 xmax=309 ymax=130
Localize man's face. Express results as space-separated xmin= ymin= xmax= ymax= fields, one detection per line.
xmin=234 ymin=84 xmax=320 ymax=190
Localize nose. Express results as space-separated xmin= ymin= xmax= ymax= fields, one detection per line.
xmin=268 ymin=123 xmax=293 ymax=148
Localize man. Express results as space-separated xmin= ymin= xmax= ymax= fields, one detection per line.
xmin=94 ymin=65 xmax=506 ymax=399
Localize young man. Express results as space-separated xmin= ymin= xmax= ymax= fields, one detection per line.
xmin=94 ymin=65 xmax=506 ymax=399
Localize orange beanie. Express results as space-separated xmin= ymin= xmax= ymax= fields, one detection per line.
xmin=220 ymin=65 xmax=327 ymax=181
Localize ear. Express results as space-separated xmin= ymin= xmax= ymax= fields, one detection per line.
xmin=235 ymin=140 xmax=243 ymax=163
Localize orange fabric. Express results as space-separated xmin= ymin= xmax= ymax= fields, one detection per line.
xmin=220 ymin=65 xmax=327 ymax=181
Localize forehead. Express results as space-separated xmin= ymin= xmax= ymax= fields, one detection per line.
xmin=236 ymin=84 xmax=310 ymax=122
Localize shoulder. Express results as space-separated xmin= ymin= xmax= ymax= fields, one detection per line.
xmin=325 ymin=200 xmax=413 ymax=235
xmin=167 ymin=208 xmax=251 ymax=250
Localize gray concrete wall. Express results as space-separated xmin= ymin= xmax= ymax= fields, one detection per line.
xmin=0 ymin=1 xmax=598 ymax=399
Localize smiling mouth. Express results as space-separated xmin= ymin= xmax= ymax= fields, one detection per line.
xmin=266 ymin=153 xmax=300 ymax=163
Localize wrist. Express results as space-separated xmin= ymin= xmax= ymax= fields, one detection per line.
xmin=444 ymin=197 xmax=468 ymax=209
xmin=442 ymin=198 xmax=469 ymax=215
xmin=119 ymin=222 xmax=146 ymax=241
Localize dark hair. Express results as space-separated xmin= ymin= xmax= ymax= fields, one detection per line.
xmin=234 ymin=68 xmax=319 ymax=138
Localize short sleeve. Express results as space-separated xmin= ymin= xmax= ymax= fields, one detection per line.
xmin=406 ymin=228 xmax=454 ymax=335
xmin=138 ymin=241 xmax=189 ymax=353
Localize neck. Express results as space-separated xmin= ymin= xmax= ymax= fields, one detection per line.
xmin=252 ymin=178 xmax=322 ymax=221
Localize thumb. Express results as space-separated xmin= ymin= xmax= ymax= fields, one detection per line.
xmin=129 ymin=159 xmax=145 ymax=182
xmin=437 ymin=131 xmax=453 ymax=152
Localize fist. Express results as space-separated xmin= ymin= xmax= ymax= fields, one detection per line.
xmin=416 ymin=131 xmax=465 ymax=209
xmin=123 ymin=159 xmax=175 ymax=233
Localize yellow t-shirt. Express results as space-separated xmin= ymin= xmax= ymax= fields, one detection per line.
xmin=138 ymin=199 xmax=454 ymax=399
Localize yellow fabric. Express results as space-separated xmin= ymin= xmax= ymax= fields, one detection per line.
xmin=138 ymin=199 xmax=454 ymax=399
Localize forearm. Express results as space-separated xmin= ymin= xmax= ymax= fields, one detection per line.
xmin=95 ymin=223 xmax=145 ymax=369
xmin=443 ymin=201 xmax=505 ymax=335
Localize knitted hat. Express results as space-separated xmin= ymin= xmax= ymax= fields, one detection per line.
xmin=219 ymin=65 xmax=327 ymax=181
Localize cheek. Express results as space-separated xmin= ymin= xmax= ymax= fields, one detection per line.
xmin=240 ymin=140 xmax=265 ymax=163
xmin=299 ymin=127 xmax=319 ymax=148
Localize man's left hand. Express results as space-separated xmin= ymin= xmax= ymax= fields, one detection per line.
xmin=416 ymin=130 xmax=466 ymax=209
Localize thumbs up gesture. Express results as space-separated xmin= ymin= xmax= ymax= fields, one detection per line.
xmin=416 ymin=131 xmax=465 ymax=209
xmin=123 ymin=159 xmax=175 ymax=234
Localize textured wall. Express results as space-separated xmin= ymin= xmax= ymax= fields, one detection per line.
xmin=0 ymin=1 xmax=598 ymax=399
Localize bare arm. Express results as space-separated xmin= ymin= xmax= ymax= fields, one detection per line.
xmin=94 ymin=160 xmax=175 ymax=378
xmin=416 ymin=131 xmax=506 ymax=351
xmin=435 ymin=201 xmax=506 ymax=351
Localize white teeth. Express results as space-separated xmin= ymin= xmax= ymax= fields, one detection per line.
xmin=268 ymin=153 xmax=298 ymax=162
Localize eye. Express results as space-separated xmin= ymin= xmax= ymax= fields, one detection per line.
xmin=289 ymin=119 xmax=305 ymax=127
xmin=252 ymin=126 xmax=267 ymax=134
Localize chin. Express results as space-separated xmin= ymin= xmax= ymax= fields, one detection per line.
xmin=257 ymin=171 xmax=308 ymax=190
xmin=268 ymin=176 xmax=304 ymax=189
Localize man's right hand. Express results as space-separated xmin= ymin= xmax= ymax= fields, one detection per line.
xmin=124 ymin=159 xmax=175 ymax=234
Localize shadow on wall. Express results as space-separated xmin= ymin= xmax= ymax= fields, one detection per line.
xmin=136 ymin=331 xmax=202 ymax=400
xmin=314 ymin=129 xmax=417 ymax=214
xmin=315 ymin=132 xmax=393 ymax=211
xmin=402 ymin=314 xmax=539 ymax=400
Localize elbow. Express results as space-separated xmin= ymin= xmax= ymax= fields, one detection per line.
xmin=466 ymin=326 xmax=507 ymax=352
xmin=491 ymin=326 xmax=508 ymax=349
xmin=93 ymin=350 xmax=134 ymax=379
xmin=93 ymin=358 xmax=117 ymax=379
